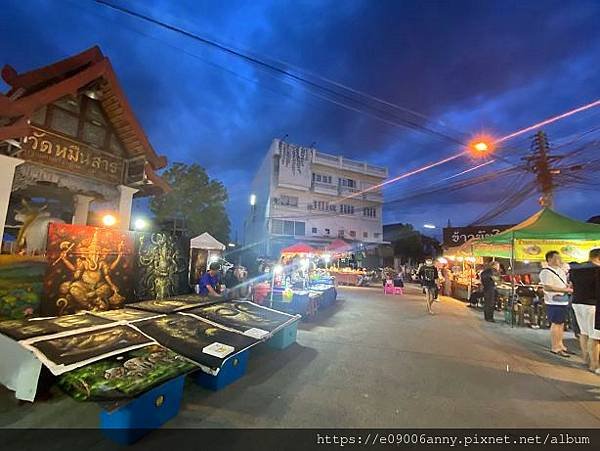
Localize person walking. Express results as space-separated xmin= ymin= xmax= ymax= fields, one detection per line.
xmin=569 ymin=249 xmax=600 ymax=374
xmin=418 ymin=258 xmax=439 ymax=315
xmin=539 ymin=251 xmax=573 ymax=357
xmin=480 ymin=261 xmax=500 ymax=323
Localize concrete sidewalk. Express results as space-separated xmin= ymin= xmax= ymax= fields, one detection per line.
xmin=1 ymin=284 xmax=600 ymax=430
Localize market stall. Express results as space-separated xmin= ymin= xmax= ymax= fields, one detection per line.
xmin=189 ymin=232 xmax=226 ymax=287
xmin=464 ymin=208 xmax=600 ymax=326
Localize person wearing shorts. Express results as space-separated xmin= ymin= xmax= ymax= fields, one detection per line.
xmin=539 ymin=251 xmax=573 ymax=358
xmin=570 ymin=249 xmax=600 ymax=374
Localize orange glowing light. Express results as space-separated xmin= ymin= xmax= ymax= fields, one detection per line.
xmin=469 ymin=136 xmax=495 ymax=156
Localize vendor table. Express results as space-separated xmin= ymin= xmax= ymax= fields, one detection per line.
xmin=330 ymin=272 xmax=362 ymax=286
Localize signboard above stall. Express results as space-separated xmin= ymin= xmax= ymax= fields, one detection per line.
xmin=21 ymin=127 xmax=125 ymax=184
xmin=443 ymin=225 xmax=514 ymax=247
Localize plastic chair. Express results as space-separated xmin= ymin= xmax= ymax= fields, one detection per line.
xmin=384 ymin=280 xmax=395 ymax=295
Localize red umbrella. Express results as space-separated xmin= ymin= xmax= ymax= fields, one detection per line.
xmin=281 ymin=243 xmax=316 ymax=255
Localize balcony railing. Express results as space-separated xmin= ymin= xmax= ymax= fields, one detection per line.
xmin=313 ymin=151 xmax=388 ymax=177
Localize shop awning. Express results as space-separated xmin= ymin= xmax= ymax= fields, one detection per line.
xmin=189 ymin=232 xmax=225 ymax=250
xmin=324 ymin=239 xmax=353 ymax=252
xmin=481 ymin=208 xmax=600 ymax=243
xmin=281 ymin=243 xmax=316 ymax=255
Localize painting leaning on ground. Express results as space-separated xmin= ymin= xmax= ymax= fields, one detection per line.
xmin=0 ymin=255 xmax=47 ymax=319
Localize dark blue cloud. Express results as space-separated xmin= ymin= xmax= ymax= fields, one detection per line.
xmin=2 ymin=0 xmax=599 ymax=236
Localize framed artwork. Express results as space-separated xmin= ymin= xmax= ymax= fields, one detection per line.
xmin=135 ymin=315 xmax=258 ymax=373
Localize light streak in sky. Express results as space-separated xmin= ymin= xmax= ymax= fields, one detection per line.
xmin=352 ymin=98 xmax=600 ymax=199
xmin=495 ymin=98 xmax=600 ymax=143
xmin=439 ymin=159 xmax=496 ymax=182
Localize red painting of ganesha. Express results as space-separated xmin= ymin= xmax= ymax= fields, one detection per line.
xmin=43 ymin=224 xmax=135 ymax=316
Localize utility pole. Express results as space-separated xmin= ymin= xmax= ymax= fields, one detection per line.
xmin=523 ymin=131 xmax=562 ymax=208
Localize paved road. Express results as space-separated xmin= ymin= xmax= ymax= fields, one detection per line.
xmin=2 ymin=285 xmax=600 ymax=430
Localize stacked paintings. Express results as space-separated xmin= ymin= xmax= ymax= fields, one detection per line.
xmin=135 ymin=315 xmax=258 ymax=375
xmin=183 ymin=301 xmax=300 ymax=340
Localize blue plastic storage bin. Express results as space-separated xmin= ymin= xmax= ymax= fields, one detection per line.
xmin=268 ymin=321 xmax=298 ymax=350
xmin=99 ymin=375 xmax=185 ymax=445
xmin=194 ymin=349 xmax=249 ymax=390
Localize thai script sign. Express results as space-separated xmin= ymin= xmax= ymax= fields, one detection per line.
xmin=21 ymin=127 xmax=124 ymax=184
xmin=443 ymin=225 xmax=514 ymax=247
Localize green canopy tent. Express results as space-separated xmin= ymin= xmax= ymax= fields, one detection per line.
xmin=473 ymin=208 xmax=600 ymax=326
xmin=477 ymin=208 xmax=600 ymax=262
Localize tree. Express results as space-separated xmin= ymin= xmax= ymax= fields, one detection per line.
xmin=386 ymin=223 xmax=441 ymax=263
xmin=150 ymin=163 xmax=231 ymax=243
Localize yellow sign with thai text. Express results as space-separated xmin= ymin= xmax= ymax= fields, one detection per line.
xmin=514 ymin=239 xmax=600 ymax=262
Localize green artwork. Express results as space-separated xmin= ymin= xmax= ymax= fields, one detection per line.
xmin=0 ymin=255 xmax=47 ymax=319
xmin=58 ymin=345 xmax=197 ymax=401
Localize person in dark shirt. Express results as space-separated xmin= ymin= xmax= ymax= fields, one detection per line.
xmin=418 ymin=258 xmax=439 ymax=314
xmin=198 ymin=262 xmax=223 ymax=298
xmin=570 ymin=249 xmax=600 ymax=374
xmin=480 ymin=261 xmax=500 ymax=323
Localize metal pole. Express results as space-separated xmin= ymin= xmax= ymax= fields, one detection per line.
xmin=510 ymin=233 xmax=516 ymax=328
xmin=269 ymin=269 xmax=275 ymax=308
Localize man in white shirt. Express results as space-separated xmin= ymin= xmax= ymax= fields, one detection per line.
xmin=539 ymin=250 xmax=573 ymax=357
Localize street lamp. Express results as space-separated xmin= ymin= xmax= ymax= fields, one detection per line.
xmin=102 ymin=214 xmax=117 ymax=227
xmin=469 ymin=135 xmax=495 ymax=157
xmin=423 ymin=223 xmax=436 ymax=229
xmin=134 ymin=217 xmax=148 ymax=231
xmin=228 ymin=243 xmax=236 ymax=248
xmin=249 ymin=194 xmax=256 ymax=206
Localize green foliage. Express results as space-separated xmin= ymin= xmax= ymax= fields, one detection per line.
xmin=150 ymin=163 xmax=231 ymax=243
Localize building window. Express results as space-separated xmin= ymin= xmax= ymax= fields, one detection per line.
xmin=272 ymin=219 xmax=305 ymax=236
xmin=312 ymin=227 xmax=318 ymax=234
xmin=312 ymin=173 xmax=333 ymax=184
xmin=349 ymin=231 xmax=356 ymax=238
xmin=363 ymin=207 xmax=377 ymax=218
xmin=339 ymin=178 xmax=356 ymax=188
xmin=295 ymin=221 xmax=305 ymax=236
xmin=272 ymin=219 xmax=284 ymax=235
xmin=340 ymin=204 xmax=355 ymax=215
xmin=50 ymin=108 xmax=79 ymax=137
xmin=313 ymin=200 xmax=329 ymax=211
xmin=374 ymin=232 xmax=381 ymax=239
xmin=325 ymin=228 xmax=330 ymax=235
xmin=338 ymin=230 xmax=345 ymax=238
xmin=363 ymin=232 xmax=368 ymax=238
xmin=280 ymin=195 xmax=298 ymax=207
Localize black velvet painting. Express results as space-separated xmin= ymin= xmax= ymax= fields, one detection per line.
xmin=0 ymin=313 xmax=114 ymax=341
xmin=185 ymin=301 xmax=298 ymax=334
xmin=134 ymin=315 xmax=258 ymax=371
xmin=87 ymin=308 xmax=162 ymax=323
xmin=128 ymin=298 xmax=203 ymax=314
xmin=134 ymin=232 xmax=190 ymax=300
xmin=29 ymin=325 xmax=153 ymax=367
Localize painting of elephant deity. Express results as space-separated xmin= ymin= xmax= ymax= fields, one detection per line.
xmin=133 ymin=232 xmax=190 ymax=301
xmin=58 ymin=345 xmax=197 ymax=401
xmin=0 ymin=255 xmax=48 ymax=320
xmin=42 ymin=224 xmax=135 ymax=316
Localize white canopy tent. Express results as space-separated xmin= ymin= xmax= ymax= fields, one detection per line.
xmin=189 ymin=233 xmax=226 ymax=287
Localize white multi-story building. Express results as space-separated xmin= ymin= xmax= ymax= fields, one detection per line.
xmin=244 ymin=139 xmax=388 ymax=257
